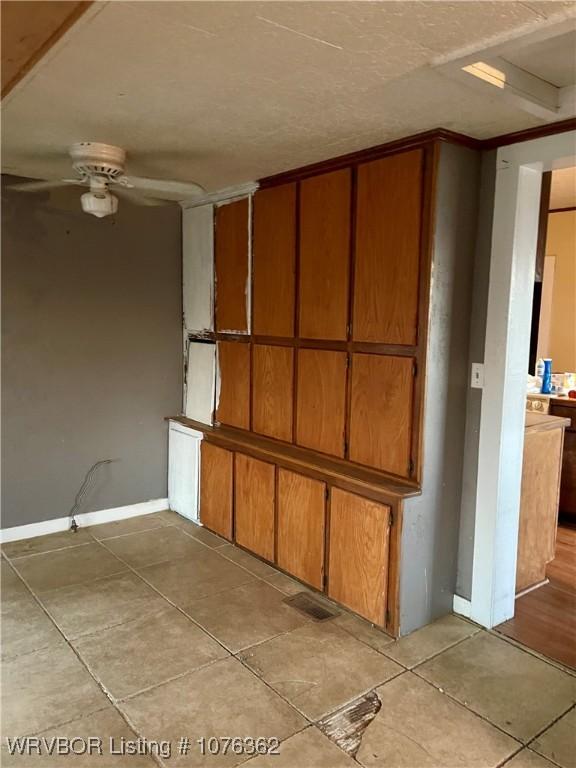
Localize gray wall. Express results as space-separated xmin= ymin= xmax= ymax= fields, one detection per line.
xmin=1 ymin=179 xmax=182 ymax=529
xmin=455 ymin=150 xmax=497 ymax=599
xmin=399 ymin=142 xmax=481 ymax=635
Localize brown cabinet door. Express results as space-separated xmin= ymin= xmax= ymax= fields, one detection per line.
xmin=353 ymin=149 xmax=423 ymax=344
xmin=235 ymin=453 xmax=275 ymax=562
xmin=277 ymin=469 xmax=325 ymax=589
xmin=349 ymin=353 xmax=414 ymax=476
xmin=200 ymin=442 xmax=233 ymax=539
xmin=328 ymin=488 xmax=390 ymax=625
xmin=252 ymin=344 xmax=294 ymax=442
xmin=252 ymin=184 xmax=297 ymax=337
xmin=216 ymin=341 xmax=250 ymax=430
xmin=215 ymin=198 xmax=249 ymax=333
xmin=296 ymin=348 xmax=347 ymax=457
xmin=299 ymin=169 xmax=351 ymax=340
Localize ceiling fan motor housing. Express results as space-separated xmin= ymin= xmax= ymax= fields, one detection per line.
xmin=69 ymin=142 xmax=126 ymax=181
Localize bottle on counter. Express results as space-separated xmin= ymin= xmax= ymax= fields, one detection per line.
xmin=541 ymin=358 xmax=553 ymax=395
xmin=536 ymin=358 xmax=545 ymax=379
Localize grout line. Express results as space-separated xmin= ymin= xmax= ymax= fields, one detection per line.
xmin=2 ymin=539 xmax=96 ymax=561
xmin=524 ymin=702 xmax=575 ymax=762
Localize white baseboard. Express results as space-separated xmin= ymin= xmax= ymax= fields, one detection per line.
xmin=0 ymin=498 xmax=170 ymax=543
xmin=452 ymin=594 xmax=472 ymax=618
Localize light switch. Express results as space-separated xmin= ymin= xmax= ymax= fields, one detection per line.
xmin=471 ymin=362 xmax=485 ymax=389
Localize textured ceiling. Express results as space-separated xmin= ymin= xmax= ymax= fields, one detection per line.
xmin=2 ymin=1 xmax=575 ymax=191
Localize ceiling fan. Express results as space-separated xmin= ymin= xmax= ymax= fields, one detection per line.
xmin=7 ymin=142 xmax=205 ymax=217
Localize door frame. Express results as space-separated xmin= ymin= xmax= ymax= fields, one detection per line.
xmin=468 ymin=130 xmax=576 ymax=629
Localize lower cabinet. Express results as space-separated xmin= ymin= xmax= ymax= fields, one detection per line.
xmin=277 ymin=468 xmax=326 ymax=590
xmin=328 ymin=488 xmax=391 ymax=625
xmin=199 ymin=440 xmax=392 ymax=628
xmin=199 ymin=442 xmax=233 ymax=540
xmin=235 ymin=453 xmax=275 ymax=561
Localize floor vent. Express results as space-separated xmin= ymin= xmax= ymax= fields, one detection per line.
xmin=283 ymin=592 xmax=340 ymax=621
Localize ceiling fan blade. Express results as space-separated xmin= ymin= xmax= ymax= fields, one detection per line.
xmin=124 ymin=176 xmax=205 ymax=201
xmin=7 ymin=178 xmax=82 ymax=192
xmin=114 ymin=187 xmax=171 ymax=207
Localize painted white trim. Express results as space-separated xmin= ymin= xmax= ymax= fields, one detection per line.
xmin=452 ymin=595 xmax=472 ymax=618
xmin=180 ymin=182 xmax=258 ymax=210
xmin=469 ymin=130 xmax=576 ymax=629
xmin=0 ymin=498 xmax=169 ymax=543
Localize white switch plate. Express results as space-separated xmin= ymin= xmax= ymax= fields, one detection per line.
xmin=471 ymin=362 xmax=485 ymax=389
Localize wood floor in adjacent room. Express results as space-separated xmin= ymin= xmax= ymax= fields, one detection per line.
xmin=497 ymin=524 xmax=576 ymax=670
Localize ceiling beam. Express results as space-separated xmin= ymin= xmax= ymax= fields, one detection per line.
xmin=1 ymin=1 xmax=93 ymax=99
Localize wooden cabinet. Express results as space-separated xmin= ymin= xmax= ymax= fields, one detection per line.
xmin=253 ymin=184 xmax=297 ymax=337
xmin=235 ymin=454 xmax=275 ymax=561
xmin=296 ymin=348 xmax=347 ymax=457
xmin=349 ymin=353 xmax=414 ymax=477
xmin=216 ymin=341 xmax=250 ymax=430
xmin=328 ymin=488 xmax=390 ymax=624
xmin=252 ymin=344 xmax=294 ymax=442
xmin=215 ymin=199 xmax=249 ymax=333
xmin=299 ymin=170 xmax=351 ymax=340
xmin=516 ymin=413 xmax=569 ymax=593
xmin=353 ymin=149 xmax=422 ymax=344
xmin=277 ymin=468 xmax=325 ymax=589
xmin=200 ymin=442 xmax=233 ymax=539
xmin=550 ymin=400 xmax=576 ymax=518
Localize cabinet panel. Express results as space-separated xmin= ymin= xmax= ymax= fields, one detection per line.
xmin=235 ymin=454 xmax=275 ymax=562
xmin=252 ymin=184 xmax=296 ymax=336
xmin=277 ymin=469 xmax=325 ymax=589
xmin=215 ymin=198 xmax=249 ymax=333
xmin=353 ymin=149 xmax=423 ymax=344
xmin=349 ymin=354 xmax=414 ymax=476
xmin=296 ymin=349 xmax=347 ymax=457
xmin=183 ymin=204 xmax=214 ymax=333
xmin=200 ymin=442 xmax=233 ymax=539
xmin=216 ymin=341 xmax=250 ymax=430
xmin=328 ymin=488 xmax=390 ymax=625
xmin=299 ymin=170 xmax=351 ymax=340
xmin=252 ymin=345 xmax=294 ymax=442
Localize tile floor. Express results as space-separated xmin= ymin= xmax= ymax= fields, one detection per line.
xmin=1 ymin=510 xmax=575 ymax=767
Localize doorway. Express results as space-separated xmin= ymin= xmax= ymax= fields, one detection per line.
xmin=461 ymin=130 xmax=576 ymax=653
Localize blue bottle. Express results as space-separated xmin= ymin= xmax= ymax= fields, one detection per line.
xmin=541 ymin=358 xmax=553 ymax=394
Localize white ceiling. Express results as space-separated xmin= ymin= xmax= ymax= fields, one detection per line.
xmin=2 ymin=1 xmax=575 ymax=191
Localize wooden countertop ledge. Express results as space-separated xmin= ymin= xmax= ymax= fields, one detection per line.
xmin=167 ymin=416 xmax=421 ymax=504
xmin=525 ymin=412 xmax=571 ymax=432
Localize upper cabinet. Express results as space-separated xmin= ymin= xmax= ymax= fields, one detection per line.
xmin=252 ymin=184 xmax=297 ymax=337
xmin=353 ymin=149 xmax=423 ymax=345
xmin=299 ymin=169 xmax=351 ymax=340
xmin=215 ymin=199 xmax=250 ymax=333
xmin=182 ymin=205 xmax=214 ymax=333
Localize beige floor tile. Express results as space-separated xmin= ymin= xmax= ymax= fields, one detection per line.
xmin=218 ymin=545 xmax=278 ymax=578
xmin=416 ymin=633 xmax=576 ymax=742
xmin=1 ymin=707 xmax=157 ymax=766
xmin=239 ymin=621 xmax=402 ymax=720
xmin=178 ymin=521 xmax=229 ymax=548
xmin=11 ymin=543 xmax=126 ymax=593
xmin=2 ymin=528 xmax=94 ymax=559
xmin=504 ymin=750 xmax=558 ymax=768
xmin=244 ymin=727 xmax=355 ymax=767
xmin=382 ymin=614 xmax=480 ymax=669
xmin=262 ymin=571 xmax=313 ymax=596
xmin=120 ymin=657 xmax=307 ymax=766
xmin=74 ymin=606 xmax=228 ymax=699
xmin=2 ymin=590 xmax=64 ymax=660
xmin=332 ymin=612 xmax=395 ymax=654
xmin=88 ymin=513 xmax=170 ymax=540
xmin=1 ymin=559 xmax=30 ymax=601
xmin=39 ymin=571 xmax=167 ymax=639
xmin=183 ymin=581 xmax=309 ymax=652
xmin=102 ymin=526 xmax=205 ymax=568
xmin=1 ymin=644 xmax=107 ymax=737
xmin=351 ymin=673 xmax=519 ymax=768
xmin=137 ymin=548 xmax=257 ymax=606
xmin=530 ymin=707 xmax=576 ymax=768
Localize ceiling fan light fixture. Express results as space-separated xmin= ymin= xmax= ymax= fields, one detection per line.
xmin=81 ymin=190 xmax=118 ymax=218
